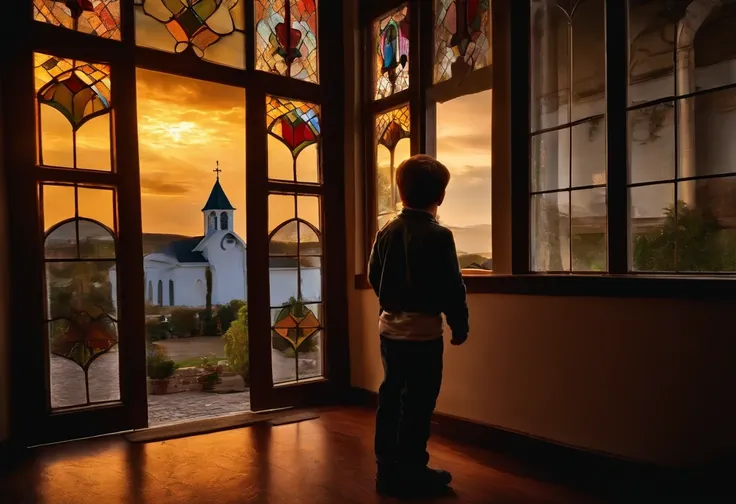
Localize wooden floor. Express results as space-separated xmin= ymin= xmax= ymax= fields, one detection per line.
xmin=0 ymin=406 xmax=717 ymax=503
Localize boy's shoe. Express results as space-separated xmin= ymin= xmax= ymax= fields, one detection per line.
xmin=376 ymin=466 xmax=452 ymax=496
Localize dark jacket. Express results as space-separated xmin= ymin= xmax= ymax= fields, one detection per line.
xmin=368 ymin=209 xmax=469 ymax=337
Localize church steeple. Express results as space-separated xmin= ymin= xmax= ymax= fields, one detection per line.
xmin=202 ymin=161 xmax=235 ymax=235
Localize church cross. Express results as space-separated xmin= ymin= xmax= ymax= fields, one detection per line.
xmin=214 ymin=161 xmax=222 ymax=180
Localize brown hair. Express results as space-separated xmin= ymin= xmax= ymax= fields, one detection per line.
xmin=395 ymin=154 xmax=451 ymax=210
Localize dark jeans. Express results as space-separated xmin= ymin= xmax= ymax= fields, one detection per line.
xmin=375 ymin=335 xmax=444 ymax=471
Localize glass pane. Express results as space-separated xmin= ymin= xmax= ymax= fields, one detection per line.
xmin=375 ymin=105 xmax=411 ymax=229
xmin=78 ymin=220 xmax=116 ymax=260
xmin=266 ymin=96 xmax=321 ymax=182
xmin=629 ymin=102 xmax=675 ymax=184
xmin=628 ymin=0 xmax=676 ymax=104
xmin=436 ymin=89 xmax=493 ymax=270
xmin=43 ymin=185 xmax=76 ymax=231
xmin=45 ymin=221 xmax=78 ymax=260
xmin=35 ymin=54 xmax=113 ymax=171
xmin=532 ymin=128 xmax=570 ymax=192
xmin=75 ymin=115 xmax=111 ymax=171
xmin=34 ymin=0 xmax=121 ymax=40
xmin=630 ymin=183 xmax=675 ymax=272
xmin=269 ymin=257 xmax=299 ymax=306
xmin=532 ymin=191 xmax=570 ymax=271
xmin=297 ymin=195 xmax=320 ymax=231
xmin=690 ymin=2 xmax=736 ymax=94
xmin=434 ymin=0 xmax=492 ymax=84
xmin=571 ymin=188 xmax=606 ymax=271
xmin=270 ymin=220 xmax=298 ymax=255
xmin=46 ymin=260 xmax=119 ymax=409
xmin=134 ymin=0 xmax=246 ymax=69
xmin=255 ymin=0 xmax=319 ymax=83
xmin=299 ymin=222 xmax=321 ymax=256
xmin=571 ymin=0 xmax=605 ymax=121
xmin=675 ymin=177 xmax=736 ymax=272
xmin=530 ymin=1 xmax=570 ymax=132
xmin=269 ymin=194 xmax=296 ymax=233
xmin=300 ymin=257 xmax=322 ymax=303
xmin=680 ymin=87 xmax=736 ymax=178
xmin=78 ymin=187 xmax=115 ymax=230
xmin=136 ymin=70 xmax=249 ymax=426
xmin=271 ymin=301 xmax=323 ymax=384
xmin=571 ymin=118 xmax=605 ymax=187
xmin=374 ymin=6 xmax=410 ymax=100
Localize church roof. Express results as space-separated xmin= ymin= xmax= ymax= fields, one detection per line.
xmin=202 ymin=179 xmax=235 ymax=211
xmin=164 ymin=236 xmax=208 ymax=263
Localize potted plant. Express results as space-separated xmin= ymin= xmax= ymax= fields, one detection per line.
xmin=147 ymin=344 xmax=176 ymax=395
xmin=197 ymin=354 xmax=223 ymax=392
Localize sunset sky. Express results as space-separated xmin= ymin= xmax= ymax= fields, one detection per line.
xmin=38 ymin=55 xmax=491 ymax=246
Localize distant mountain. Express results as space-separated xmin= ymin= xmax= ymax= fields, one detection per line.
xmin=446 ymin=224 xmax=492 ymax=256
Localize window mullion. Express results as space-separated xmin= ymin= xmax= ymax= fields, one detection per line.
xmin=605 ymin=0 xmax=629 ymax=274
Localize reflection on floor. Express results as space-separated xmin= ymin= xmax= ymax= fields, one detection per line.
xmin=0 ymin=407 xmax=612 ymax=504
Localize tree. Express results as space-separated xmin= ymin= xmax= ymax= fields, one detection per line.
xmin=222 ymin=304 xmax=249 ymax=385
xmin=633 ymin=201 xmax=736 ymax=272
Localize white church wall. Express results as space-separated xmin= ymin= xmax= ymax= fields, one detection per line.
xmin=269 ymin=267 xmax=322 ymax=308
xmin=171 ymin=266 xmax=208 ymax=307
xmin=204 ymin=236 xmax=247 ymax=305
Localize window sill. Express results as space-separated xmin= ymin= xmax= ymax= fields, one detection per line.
xmin=354 ymin=273 xmax=736 ymax=299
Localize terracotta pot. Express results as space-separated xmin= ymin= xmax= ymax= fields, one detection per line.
xmin=150 ymin=379 xmax=169 ymax=395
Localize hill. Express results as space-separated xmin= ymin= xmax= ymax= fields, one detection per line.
xmin=142 ymin=233 xmax=194 ymax=255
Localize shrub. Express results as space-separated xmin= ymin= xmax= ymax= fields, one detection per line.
xmin=145 ymin=318 xmax=170 ymax=343
xmin=222 ymin=304 xmax=250 ymax=385
xmin=147 ymin=345 xmax=176 ymax=380
xmin=217 ymin=299 xmax=246 ymax=333
xmin=169 ymin=307 xmax=200 ymax=337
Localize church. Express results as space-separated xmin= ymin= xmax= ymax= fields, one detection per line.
xmin=109 ymin=169 xmax=321 ymax=311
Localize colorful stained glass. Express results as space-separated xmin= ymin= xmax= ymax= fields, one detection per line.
xmin=266 ymin=96 xmax=321 ymax=158
xmin=255 ymin=0 xmax=319 ymax=83
xmin=34 ymin=54 xmax=112 ymax=131
xmin=134 ymin=0 xmax=245 ymax=67
xmin=375 ymin=105 xmax=411 ymax=152
xmin=272 ymin=299 xmax=320 ymax=349
xmin=434 ymin=0 xmax=491 ymax=83
xmin=374 ymin=6 xmax=410 ymax=100
xmin=34 ymin=0 xmax=121 ymax=40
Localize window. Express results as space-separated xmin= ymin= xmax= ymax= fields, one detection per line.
xmin=362 ymin=0 xmax=493 ymax=275
xmin=220 ymin=211 xmax=229 ymax=230
xmin=628 ymin=0 xmax=736 ymax=273
xmin=530 ymin=0 xmax=606 ymax=272
xmin=525 ymin=0 xmax=736 ymax=276
xmin=169 ymin=279 xmax=174 ymax=306
xmin=34 ymin=0 xmax=122 ymax=40
xmin=157 ymin=279 xmax=163 ymax=306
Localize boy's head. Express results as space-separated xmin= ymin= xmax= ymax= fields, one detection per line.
xmin=396 ymin=154 xmax=450 ymax=212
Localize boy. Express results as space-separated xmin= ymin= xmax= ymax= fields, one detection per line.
xmin=368 ymin=154 xmax=469 ymax=496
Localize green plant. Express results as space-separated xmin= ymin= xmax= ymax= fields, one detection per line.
xmin=197 ymin=353 xmax=223 ymax=387
xmin=217 ymin=299 xmax=246 ymax=333
xmin=168 ymin=308 xmax=200 ymax=337
xmin=145 ymin=318 xmax=170 ymax=342
xmin=147 ymin=345 xmax=176 ymax=380
xmin=222 ymin=304 xmax=250 ymax=385
xmin=634 ymin=201 xmax=736 ymax=272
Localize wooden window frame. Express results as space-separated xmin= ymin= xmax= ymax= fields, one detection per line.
xmin=355 ymin=0 xmax=736 ymax=298
xmin=1 ymin=1 xmax=348 ymax=445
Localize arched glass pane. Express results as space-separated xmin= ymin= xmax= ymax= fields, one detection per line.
xmin=374 ymin=6 xmax=410 ymax=100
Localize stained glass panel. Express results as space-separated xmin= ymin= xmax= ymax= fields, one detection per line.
xmin=434 ymin=0 xmax=492 ymax=84
xmin=34 ymin=0 xmax=122 ymax=40
xmin=266 ymin=96 xmax=321 ymax=182
xmin=134 ymin=0 xmax=246 ymax=69
xmin=374 ymin=6 xmax=410 ymax=100
xmin=35 ymin=54 xmax=113 ymax=171
xmin=375 ymin=105 xmax=411 ymax=229
xmin=255 ymin=0 xmax=319 ymax=83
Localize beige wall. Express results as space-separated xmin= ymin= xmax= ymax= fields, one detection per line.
xmin=350 ymin=291 xmax=736 ymax=467
xmin=0 ymin=93 xmax=8 ymax=443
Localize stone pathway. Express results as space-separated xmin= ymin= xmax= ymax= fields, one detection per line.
xmin=49 ymin=338 xmax=322 ymax=426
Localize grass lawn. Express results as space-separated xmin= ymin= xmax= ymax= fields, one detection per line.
xmin=175 ymin=356 xmax=225 ymax=369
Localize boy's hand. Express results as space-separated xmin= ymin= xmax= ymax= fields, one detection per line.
xmin=451 ymin=334 xmax=468 ymax=346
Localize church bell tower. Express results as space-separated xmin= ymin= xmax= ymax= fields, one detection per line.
xmin=202 ymin=161 xmax=236 ymax=236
